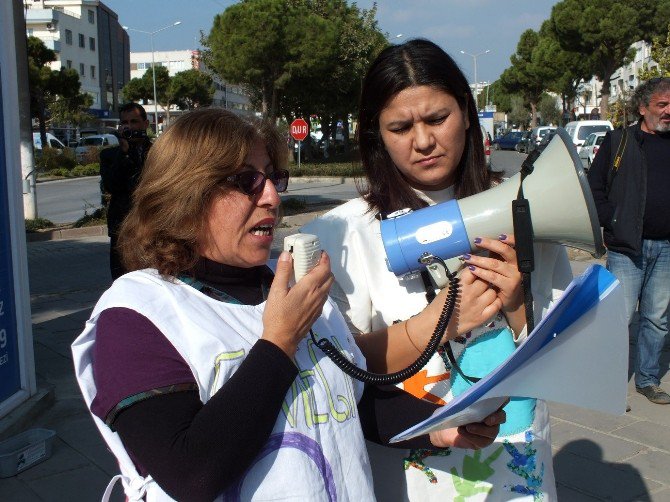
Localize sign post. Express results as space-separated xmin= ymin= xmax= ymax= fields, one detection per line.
xmin=290 ymin=118 xmax=309 ymax=169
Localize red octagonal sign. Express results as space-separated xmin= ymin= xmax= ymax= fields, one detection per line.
xmin=290 ymin=118 xmax=309 ymax=141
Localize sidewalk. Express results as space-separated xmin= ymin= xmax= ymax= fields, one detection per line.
xmin=1 ymin=209 xmax=669 ymax=501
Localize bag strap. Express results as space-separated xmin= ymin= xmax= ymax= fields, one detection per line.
xmin=606 ymin=128 xmax=628 ymax=197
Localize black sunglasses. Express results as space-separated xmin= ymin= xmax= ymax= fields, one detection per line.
xmin=224 ymin=169 xmax=289 ymax=196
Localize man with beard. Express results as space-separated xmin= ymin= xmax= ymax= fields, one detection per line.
xmin=589 ymin=77 xmax=670 ymax=405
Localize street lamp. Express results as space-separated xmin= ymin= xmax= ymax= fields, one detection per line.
xmin=460 ymin=49 xmax=490 ymax=109
xmin=123 ymin=21 xmax=181 ymax=131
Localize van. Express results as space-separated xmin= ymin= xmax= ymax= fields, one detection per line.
xmin=74 ymin=133 xmax=119 ymax=163
xmin=32 ymin=132 xmax=66 ymax=151
xmin=564 ymin=120 xmax=613 ymax=152
xmin=530 ymin=126 xmax=556 ymax=146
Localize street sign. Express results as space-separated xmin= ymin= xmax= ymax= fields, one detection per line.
xmin=290 ymin=118 xmax=309 ymax=142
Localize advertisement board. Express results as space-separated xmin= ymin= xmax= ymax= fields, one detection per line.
xmin=0 ymin=64 xmax=21 ymax=402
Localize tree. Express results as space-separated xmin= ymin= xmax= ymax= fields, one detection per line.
xmin=27 ymin=36 xmax=91 ymax=147
xmin=170 ymin=69 xmax=215 ymax=110
xmin=639 ymin=23 xmax=670 ymax=80
xmin=203 ymin=0 xmax=386 ymax=123
xmin=550 ymin=0 xmax=665 ymax=117
xmin=537 ymin=93 xmax=561 ymax=126
xmin=500 ymin=30 xmax=546 ymax=128
xmin=537 ymin=20 xmax=594 ymax=124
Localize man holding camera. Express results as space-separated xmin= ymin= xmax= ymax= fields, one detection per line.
xmin=100 ymin=102 xmax=152 ymax=280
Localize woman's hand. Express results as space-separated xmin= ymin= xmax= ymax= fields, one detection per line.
xmin=262 ymin=251 xmax=334 ymax=358
xmin=463 ymin=235 xmax=523 ymax=314
xmin=410 ymin=268 xmax=502 ymax=346
xmin=428 ymin=405 xmax=507 ymax=450
xmin=462 ymin=235 xmax=527 ymax=337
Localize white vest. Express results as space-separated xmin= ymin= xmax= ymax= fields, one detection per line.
xmin=72 ymin=269 xmax=374 ymax=501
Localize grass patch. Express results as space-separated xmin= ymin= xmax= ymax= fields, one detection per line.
xmin=25 ymin=217 xmax=56 ymax=232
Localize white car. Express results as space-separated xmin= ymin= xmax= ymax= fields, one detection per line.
xmin=564 ymin=120 xmax=613 ymax=153
xmin=578 ymin=131 xmax=607 ymax=171
xmin=74 ymin=134 xmax=119 ymax=164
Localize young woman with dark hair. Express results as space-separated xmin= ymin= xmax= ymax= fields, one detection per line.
xmin=304 ymin=39 xmax=572 ymax=500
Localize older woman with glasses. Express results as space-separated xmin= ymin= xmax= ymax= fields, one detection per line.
xmin=72 ymin=108 xmax=505 ymax=502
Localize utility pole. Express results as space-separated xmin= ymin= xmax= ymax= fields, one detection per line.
xmin=14 ymin=0 xmax=37 ymax=218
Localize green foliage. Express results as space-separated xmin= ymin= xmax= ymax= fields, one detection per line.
xmin=287 ymin=161 xmax=363 ymax=178
xmin=507 ymin=96 xmax=529 ymax=129
xmin=27 ymin=37 xmax=94 ymax=135
xmin=47 ymin=167 xmax=72 ymax=177
xmin=71 ymin=163 xmax=100 ymax=176
xmin=550 ymin=0 xmax=666 ymax=117
xmin=202 ymin=0 xmax=386 ymax=121
xmin=639 ymin=23 xmax=670 ymax=80
xmin=170 ymin=69 xmax=215 ymax=109
xmin=25 ymin=217 xmax=55 ymax=232
xmin=500 ymin=29 xmax=548 ymax=127
xmin=35 ymin=147 xmax=77 ymax=173
xmin=538 ymin=93 xmax=561 ymax=125
xmin=74 ymin=207 xmax=107 ymax=228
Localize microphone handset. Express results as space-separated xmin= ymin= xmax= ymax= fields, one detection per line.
xmin=284 ymin=234 xmax=459 ymax=385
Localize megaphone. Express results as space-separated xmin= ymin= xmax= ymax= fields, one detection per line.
xmin=381 ymin=127 xmax=605 ymax=277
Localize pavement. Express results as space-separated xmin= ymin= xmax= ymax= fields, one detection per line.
xmin=1 ymin=205 xmax=670 ymax=501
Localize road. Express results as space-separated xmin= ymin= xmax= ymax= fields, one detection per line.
xmin=34 ymin=151 xmax=527 ymax=225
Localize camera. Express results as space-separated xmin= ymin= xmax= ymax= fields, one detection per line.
xmin=117 ymin=127 xmax=147 ymax=140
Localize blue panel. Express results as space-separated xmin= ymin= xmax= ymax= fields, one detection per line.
xmin=0 ymin=63 xmax=22 ymax=402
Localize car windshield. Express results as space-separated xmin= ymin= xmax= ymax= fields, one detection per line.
xmin=80 ymin=137 xmax=104 ymax=146
xmin=578 ymin=126 xmax=610 ymax=140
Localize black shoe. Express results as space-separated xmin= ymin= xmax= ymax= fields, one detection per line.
xmin=636 ymin=385 xmax=670 ymax=404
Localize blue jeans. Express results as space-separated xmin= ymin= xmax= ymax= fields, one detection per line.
xmin=607 ymin=240 xmax=670 ymax=388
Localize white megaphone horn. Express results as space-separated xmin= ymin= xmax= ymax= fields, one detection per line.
xmin=380 ymin=127 xmax=606 ymax=277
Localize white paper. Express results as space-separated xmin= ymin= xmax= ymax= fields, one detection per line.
xmin=391 ymin=265 xmax=628 ymax=443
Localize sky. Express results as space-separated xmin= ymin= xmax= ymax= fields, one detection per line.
xmin=103 ymin=0 xmax=559 ymax=85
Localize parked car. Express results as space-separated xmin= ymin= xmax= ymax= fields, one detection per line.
xmin=515 ymin=131 xmax=534 ymax=154
xmin=530 ymin=126 xmax=556 ymax=147
xmin=493 ymin=131 xmax=525 ymax=151
xmin=578 ymin=131 xmax=607 ymax=171
xmin=536 ymin=129 xmax=558 ymax=153
xmin=33 ymin=132 xmax=66 ymax=152
xmin=564 ymin=120 xmax=613 ymax=153
xmin=74 ymin=134 xmax=119 ymax=164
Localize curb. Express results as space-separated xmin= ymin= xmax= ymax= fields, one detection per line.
xmin=26 ymin=225 xmax=107 ymax=242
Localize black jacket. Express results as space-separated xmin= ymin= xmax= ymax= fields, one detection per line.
xmin=587 ymin=122 xmax=646 ymax=256
xmin=100 ymin=140 xmax=151 ymax=236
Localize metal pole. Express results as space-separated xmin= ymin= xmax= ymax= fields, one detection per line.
xmin=150 ymin=34 xmax=158 ymax=132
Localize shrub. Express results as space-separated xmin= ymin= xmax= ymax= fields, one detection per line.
xmin=78 ymin=146 xmax=104 ymax=166
xmin=74 ymin=206 xmax=107 ymax=228
xmin=47 ymin=167 xmax=72 ymax=177
xmin=25 ymin=217 xmax=55 ymax=232
xmin=72 ymin=163 xmax=100 ymax=176
xmin=35 ymin=147 xmax=77 ymax=173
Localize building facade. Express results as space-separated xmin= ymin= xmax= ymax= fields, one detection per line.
xmin=25 ymin=0 xmax=129 ymax=124
xmin=129 ymin=48 xmax=254 ymax=128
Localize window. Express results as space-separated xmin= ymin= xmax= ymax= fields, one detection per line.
xmin=65 ymin=29 xmax=72 ymax=45
xmin=79 ymin=63 xmax=85 ymax=77
xmin=89 ymin=37 xmax=95 ymax=51
xmin=66 ymin=60 xmax=72 ymax=69
xmin=78 ymin=33 xmax=85 ymax=48
xmin=88 ymin=9 xmax=95 ymax=24
xmin=91 ymin=65 xmax=96 ymax=79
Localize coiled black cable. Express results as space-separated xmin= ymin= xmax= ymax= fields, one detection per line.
xmin=311 ymin=254 xmax=460 ymax=385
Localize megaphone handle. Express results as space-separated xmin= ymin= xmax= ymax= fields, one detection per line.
xmin=513 ymin=188 xmax=536 ymax=333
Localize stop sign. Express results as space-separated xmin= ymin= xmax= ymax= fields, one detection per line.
xmin=290 ymin=118 xmax=309 ymax=141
